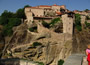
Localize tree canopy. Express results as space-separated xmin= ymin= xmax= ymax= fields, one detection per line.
xmin=0 ymin=5 xmax=29 ymax=36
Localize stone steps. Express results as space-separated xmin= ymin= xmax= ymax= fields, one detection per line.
xmin=63 ymin=54 xmax=86 ymax=65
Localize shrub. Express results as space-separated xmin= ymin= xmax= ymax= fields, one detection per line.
xmin=75 ymin=14 xmax=82 ymax=31
xmin=86 ymin=16 xmax=90 ymax=20
xmin=33 ymin=42 xmax=42 ymax=47
xmin=85 ymin=21 xmax=90 ymax=28
xmin=76 ymin=25 xmax=82 ymax=31
xmin=29 ymin=26 xmax=37 ymax=32
xmin=36 ymin=62 xmax=44 ymax=65
xmin=50 ymin=18 xmax=62 ymax=27
xmin=42 ymin=21 xmax=50 ymax=28
xmin=58 ymin=59 xmax=64 ymax=65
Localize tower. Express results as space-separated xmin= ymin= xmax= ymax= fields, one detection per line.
xmin=62 ymin=14 xmax=74 ymax=35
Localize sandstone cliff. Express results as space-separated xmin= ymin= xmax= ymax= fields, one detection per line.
xmin=72 ymin=28 xmax=90 ymax=53
xmin=1 ymin=23 xmax=72 ymax=65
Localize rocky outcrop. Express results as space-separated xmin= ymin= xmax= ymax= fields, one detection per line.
xmin=1 ymin=23 xmax=72 ymax=65
xmin=72 ymin=29 xmax=90 ymax=53
xmin=82 ymin=56 xmax=88 ymax=65
xmin=0 ymin=25 xmax=5 ymax=57
xmin=0 ymin=58 xmax=39 ymax=65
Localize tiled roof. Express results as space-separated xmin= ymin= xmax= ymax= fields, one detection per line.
xmin=53 ymin=4 xmax=59 ymax=6
xmin=39 ymin=5 xmax=51 ymax=7
xmin=26 ymin=7 xmax=42 ymax=9
xmin=56 ymin=12 xmax=62 ymax=15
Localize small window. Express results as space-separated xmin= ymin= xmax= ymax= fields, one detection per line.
xmin=30 ymin=9 xmax=31 ymax=12
xmin=69 ymin=28 xmax=70 ymax=30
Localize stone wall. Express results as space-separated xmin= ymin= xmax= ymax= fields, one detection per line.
xmin=51 ymin=5 xmax=60 ymax=12
xmin=0 ymin=58 xmax=38 ymax=65
xmin=62 ymin=14 xmax=74 ymax=35
xmin=87 ymin=20 xmax=90 ymax=23
xmin=81 ymin=15 xmax=86 ymax=24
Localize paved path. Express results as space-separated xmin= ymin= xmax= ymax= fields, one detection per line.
xmin=63 ymin=54 xmax=86 ymax=65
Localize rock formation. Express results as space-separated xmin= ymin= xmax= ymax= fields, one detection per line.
xmin=1 ymin=22 xmax=72 ymax=65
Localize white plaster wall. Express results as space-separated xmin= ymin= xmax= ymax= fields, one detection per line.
xmin=51 ymin=6 xmax=60 ymax=11
xmin=31 ymin=8 xmax=44 ymax=17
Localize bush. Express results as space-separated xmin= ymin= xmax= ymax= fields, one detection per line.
xmin=33 ymin=42 xmax=42 ymax=47
xmin=58 ymin=59 xmax=64 ymax=65
xmin=36 ymin=62 xmax=44 ymax=65
xmin=85 ymin=21 xmax=90 ymax=28
xmin=75 ymin=14 xmax=82 ymax=31
xmin=29 ymin=26 xmax=37 ymax=32
xmin=42 ymin=21 xmax=50 ymax=28
xmin=76 ymin=25 xmax=82 ymax=31
xmin=50 ymin=18 xmax=62 ymax=27
xmin=86 ymin=16 xmax=90 ymax=20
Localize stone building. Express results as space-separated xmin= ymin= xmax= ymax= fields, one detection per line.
xmin=25 ymin=4 xmax=74 ymax=35
xmin=62 ymin=14 xmax=74 ymax=35
xmin=25 ymin=4 xmax=67 ymax=24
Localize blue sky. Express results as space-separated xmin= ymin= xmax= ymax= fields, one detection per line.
xmin=0 ymin=0 xmax=90 ymax=15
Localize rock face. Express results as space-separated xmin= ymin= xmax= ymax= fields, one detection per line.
xmin=1 ymin=22 xmax=72 ymax=65
xmin=82 ymin=56 xmax=88 ymax=65
xmin=72 ymin=29 xmax=90 ymax=53
xmin=0 ymin=58 xmax=39 ymax=65
xmin=0 ymin=25 xmax=5 ymax=57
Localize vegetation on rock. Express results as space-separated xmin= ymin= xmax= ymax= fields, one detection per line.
xmin=36 ymin=62 xmax=44 ymax=65
xmin=58 ymin=59 xmax=64 ymax=65
xmin=50 ymin=18 xmax=62 ymax=27
xmin=75 ymin=14 xmax=82 ymax=31
xmin=29 ymin=26 xmax=37 ymax=32
xmin=42 ymin=20 xmax=50 ymax=28
xmin=41 ymin=18 xmax=62 ymax=28
xmin=85 ymin=21 xmax=90 ymax=28
xmin=33 ymin=42 xmax=42 ymax=47
xmin=0 ymin=5 xmax=30 ymax=36
xmin=86 ymin=16 xmax=90 ymax=20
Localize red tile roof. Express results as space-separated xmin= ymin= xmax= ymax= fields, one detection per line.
xmin=26 ymin=7 xmax=42 ymax=9
xmin=53 ymin=4 xmax=59 ymax=6
xmin=56 ymin=12 xmax=62 ymax=15
xmin=39 ymin=5 xmax=51 ymax=7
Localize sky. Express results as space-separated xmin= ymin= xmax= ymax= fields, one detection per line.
xmin=0 ymin=0 xmax=90 ymax=15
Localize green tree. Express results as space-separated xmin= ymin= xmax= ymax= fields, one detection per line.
xmin=16 ymin=8 xmax=26 ymax=19
xmin=24 ymin=5 xmax=31 ymax=8
xmin=0 ymin=16 xmax=8 ymax=25
xmin=1 ymin=10 xmax=15 ymax=18
xmin=8 ymin=18 xmax=21 ymax=26
xmin=84 ymin=9 xmax=89 ymax=12
xmin=2 ymin=18 xmax=21 ymax=36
